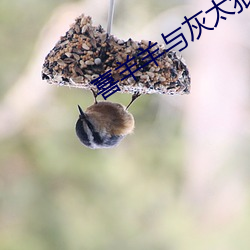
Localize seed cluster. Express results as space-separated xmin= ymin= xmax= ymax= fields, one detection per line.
xmin=42 ymin=14 xmax=191 ymax=95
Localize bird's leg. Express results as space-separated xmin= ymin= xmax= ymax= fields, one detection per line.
xmin=90 ymin=89 xmax=98 ymax=104
xmin=126 ymin=92 xmax=141 ymax=110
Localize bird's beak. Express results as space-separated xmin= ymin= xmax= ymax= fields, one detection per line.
xmin=77 ymin=105 xmax=86 ymax=119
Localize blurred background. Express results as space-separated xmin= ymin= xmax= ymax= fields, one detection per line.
xmin=1 ymin=0 xmax=250 ymax=249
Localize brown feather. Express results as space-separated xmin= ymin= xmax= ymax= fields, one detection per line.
xmin=85 ymin=102 xmax=134 ymax=135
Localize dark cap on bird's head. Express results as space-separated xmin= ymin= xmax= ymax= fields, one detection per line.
xmin=75 ymin=105 xmax=92 ymax=148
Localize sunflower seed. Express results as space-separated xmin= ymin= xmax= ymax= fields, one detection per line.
xmin=82 ymin=43 xmax=90 ymax=50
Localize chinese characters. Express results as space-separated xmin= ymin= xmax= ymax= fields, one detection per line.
xmin=91 ymin=41 xmax=166 ymax=99
xmin=161 ymin=0 xmax=249 ymax=52
xmin=92 ymin=0 xmax=248 ymax=100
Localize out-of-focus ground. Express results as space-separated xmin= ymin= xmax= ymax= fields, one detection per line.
xmin=1 ymin=0 xmax=250 ymax=249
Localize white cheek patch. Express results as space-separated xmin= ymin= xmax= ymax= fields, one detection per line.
xmin=83 ymin=122 xmax=95 ymax=147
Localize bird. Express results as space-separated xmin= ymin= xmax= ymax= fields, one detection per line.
xmin=75 ymin=91 xmax=140 ymax=149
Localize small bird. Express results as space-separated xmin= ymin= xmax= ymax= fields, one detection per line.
xmin=75 ymin=91 xmax=140 ymax=149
